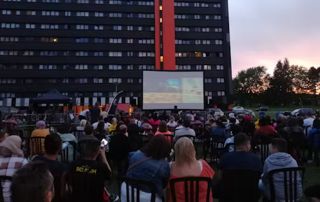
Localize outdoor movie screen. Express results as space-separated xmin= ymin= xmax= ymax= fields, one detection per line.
xmin=143 ymin=71 xmax=204 ymax=110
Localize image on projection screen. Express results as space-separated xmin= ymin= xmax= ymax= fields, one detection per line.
xmin=143 ymin=71 xmax=204 ymax=110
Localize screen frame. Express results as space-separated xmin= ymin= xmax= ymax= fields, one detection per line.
xmin=142 ymin=70 xmax=205 ymax=110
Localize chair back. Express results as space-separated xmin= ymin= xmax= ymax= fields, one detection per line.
xmin=0 ymin=176 xmax=12 ymax=202
xmin=163 ymin=135 xmax=174 ymax=147
xmin=225 ymin=143 xmax=235 ymax=153
xmin=169 ymin=177 xmax=213 ymax=202
xmin=121 ymin=177 xmax=157 ymax=202
xmin=268 ymin=167 xmax=305 ymax=202
xmin=209 ymin=136 xmax=225 ymax=163
xmin=60 ymin=141 xmax=77 ymax=162
xmin=220 ymin=170 xmax=260 ymax=202
xmin=29 ymin=137 xmax=46 ymax=157
xmin=256 ymin=143 xmax=270 ymax=164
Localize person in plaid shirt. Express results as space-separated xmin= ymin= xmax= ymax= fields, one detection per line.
xmin=0 ymin=135 xmax=28 ymax=202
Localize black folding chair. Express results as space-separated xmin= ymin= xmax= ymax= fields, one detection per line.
xmin=0 ymin=176 xmax=12 ymax=202
xmin=209 ymin=136 xmax=226 ymax=164
xmin=255 ymin=143 xmax=270 ymax=164
xmin=169 ymin=177 xmax=213 ymax=202
xmin=220 ymin=170 xmax=261 ymax=202
xmin=121 ymin=177 xmax=158 ymax=202
xmin=29 ymin=137 xmax=46 ymax=157
xmin=268 ymin=167 xmax=305 ymax=202
xmin=60 ymin=141 xmax=77 ymax=162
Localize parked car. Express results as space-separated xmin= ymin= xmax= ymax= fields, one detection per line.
xmin=291 ymin=108 xmax=315 ymax=117
xmin=207 ymin=108 xmax=224 ymax=117
xmin=256 ymin=106 xmax=269 ymax=112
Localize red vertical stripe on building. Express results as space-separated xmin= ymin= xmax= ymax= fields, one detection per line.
xmin=154 ymin=0 xmax=161 ymax=70
xmin=162 ymin=0 xmax=176 ymax=70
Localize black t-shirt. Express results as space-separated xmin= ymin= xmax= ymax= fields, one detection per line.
xmin=33 ymin=155 xmax=67 ymax=176
xmin=33 ymin=156 xmax=67 ymax=202
xmin=68 ymin=159 xmax=111 ymax=202
xmin=108 ymin=133 xmax=129 ymax=161
xmin=220 ymin=151 xmax=262 ymax=172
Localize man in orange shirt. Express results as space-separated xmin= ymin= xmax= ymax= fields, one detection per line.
xmin=31 ymin=120 xmax=50 ymax=138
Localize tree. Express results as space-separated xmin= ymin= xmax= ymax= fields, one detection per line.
xmin=268 ymin=59 xmax=296 ymax=105
xmin=233 ymin=66 xmax=270 ymax=104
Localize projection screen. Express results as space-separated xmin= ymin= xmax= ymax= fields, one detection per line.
xmin=143 ymin=71 xmax=204 ymax=110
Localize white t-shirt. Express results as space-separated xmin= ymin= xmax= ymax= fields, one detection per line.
xmin=303 ymin=117 xmax=314 ymax=127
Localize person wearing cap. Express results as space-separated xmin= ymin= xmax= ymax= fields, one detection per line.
xmin=0 ymin=135 xmax=29 ymax=202
xmin=174 ymin=115 xmax=196 ymax=142
xmin=31 ymin=120 xmax=50 ymax=138
xmin=2 ymin=117 xmax=21 ymax=137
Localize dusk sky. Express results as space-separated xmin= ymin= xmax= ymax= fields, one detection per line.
xmin=229 ymin=0 xmax=320 ymax=77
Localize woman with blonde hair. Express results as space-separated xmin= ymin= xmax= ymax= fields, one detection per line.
xmin=168 ymin=137 xmax=215 ymax=202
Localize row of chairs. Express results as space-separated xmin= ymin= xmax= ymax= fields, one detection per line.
xmin=118 ymin=167 xmax=305 ymax=202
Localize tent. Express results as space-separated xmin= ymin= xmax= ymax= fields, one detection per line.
xmin=31 ymin=89 xmax=72 ymax=104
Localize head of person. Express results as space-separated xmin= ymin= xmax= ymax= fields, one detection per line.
xmin=169 ymin=116 xmax=175 ymax=122
xmin=118 ymin=124 xmax=127 ymax=135
xmin=111 ymin=117 xmax=117 ymax=125
xmin=270 ymin=138 xmax=288 ymax=154
xmin=182 ymin=115 xmax=192 ymax=128
xmin=56 ymin=124 xmax=70 ymax=134
xmin=141 ymin=135 xmax=171 ymax=160
xmin=234 ymin=133 xmax=251 ymax=152
xmin=36 ymin=120 xmax=46 ymax=129
xmin=259 ymin=117 xmax=269 ymax=127
xmin=3 ymin=117 xmax=17 ymax=131
xmin=79 ymin=119 xmax=87 ymax=128
xmin=174 ymin=137 xmax=196 ymax=165
xmin=79 ymin=139 xmax=100 ymax=160
xmin=11 ymin=161 xmax=54 ymax=202
xmin=287 ymin=117 xmax=299 ymax=127
xmin=158 ymin=121 xmax=168 ymax=132
xmin=44 ymin=133 xmax=62 ymax=156
xmin=96 ymin=121 xmax=105 ymax=132
xmin=152 ymin=113 xmax=159 ymax=120
xmin=84 ymin=125 xmax=94 ymax=136
xmin=0 ymin=135 xmax=24 ymax=157
xmin=313 ymin=118 xmax=320 ymax=129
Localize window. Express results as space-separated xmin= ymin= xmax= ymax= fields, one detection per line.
xmin=108 ymin=65 xmax=122 ymax=70
xmin=108 ymin=52 xmax=122 ymax=57
xmin=109 ymin=13 xmax=122 ymax=18
xmin=108 ymin=78 xmax=122 ymax=83
xmin=93 ymin=78 xmax=103 ymax=84
xmin=76 ymin=25 xmax=89 ymax=30
xmin=113 ymin=25 xmax=122 ymax=31
xmin=216 ymin=65 xmax=224 ymax=70
xmin=205 ymin=78 xmax=212 ymax=83
xmin=94 ymin=65 xmax=104 ymax=70
xmin=127 ymin=78 xmax=134 ymax=83
xmin=2 ymin=10 xmax=12 ymax=15
xmin=109 ymin=38 xmax=122 ymax=44
xmin=94 ymin=25 xmax=104 ymax=30
xmin=76 ymin=12 xmax=89 ymax=17
xmin=75 ymin=64 xmax=88 ymax=70
xmin=217 ymin=78 xmax=225 ymax=83
xmin=75 ymin=38 xmax=89 ymax=43
xmin=25 ymin=24 xmax=36 ymax=29
xmin=75 ymin=78 xmax=88 ymax=84
xmin=217 ymin=91 xmax=225 ymax=96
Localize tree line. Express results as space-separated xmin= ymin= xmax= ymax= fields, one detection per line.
xmin=232 ymin=58 xmax=320 ymax=106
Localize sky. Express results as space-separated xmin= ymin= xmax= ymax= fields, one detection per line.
xmin=229 ymin=0 xmax=320 ymax=77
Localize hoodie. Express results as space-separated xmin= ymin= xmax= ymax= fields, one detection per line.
xmin=261 ymin=152 xmax=302 ymax=201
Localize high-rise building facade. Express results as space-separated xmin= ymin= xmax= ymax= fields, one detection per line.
xmin=0 ymin=0 xmax=232 ymax=108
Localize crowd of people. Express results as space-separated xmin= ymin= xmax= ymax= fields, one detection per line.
xmin=0 ymin=106 xmax=320 ymax=202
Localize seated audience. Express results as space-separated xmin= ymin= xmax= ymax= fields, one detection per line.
xmin=127 ymin=119 xmax=143 ymax=151
xmin=67 ymin=138 xmax=111 ymax=202
xmin=220 ymin=133 xmax=262 ymax=172
xmin=167 ymin=116 xmax=178 ymax=131
xmin=108 ymin=124 xmax=130 ymax=177
xmin=108 ymin=117 xmax=118 ymax=135
xmin=94 ymin=121 xmax=108 ymax=141
xmin=148 ymin=113 xmax=161 ymax=133
xmin=2 ymin=117 xmax=23 ymax=138
xmin=168 ymin=137 xmax=215 ymax=202
xmin=33 ymin=133 xmax=67 ymax=202
xmin=174 ymin=115 xmax=196 ymax=142
xmin=211 ymin=120 xmax=227 ymax=139
xmin=0 ymin=136 xmax=28 ymax=202
xmin=31 ymin=120 xmax=50 ymax=138
xmin=254 ymin=116 xmax=277 ymax=137
xmin=308 ymin=118 xmax=320 ymax=150
xmin=125 ymin=135 xmax=171 ymax=198
xmin=11 ymin=161 xmax=54 ymax=202
xmin=259 ymin=138 xmax=302 ymax=201
xmin=155 ymin=121 xmax=172 ymax=136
